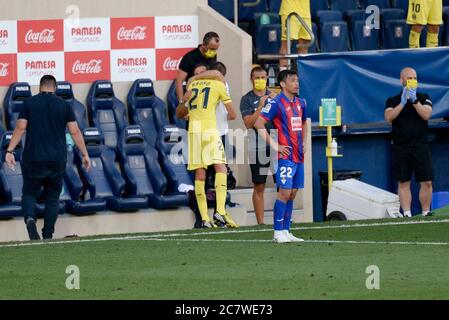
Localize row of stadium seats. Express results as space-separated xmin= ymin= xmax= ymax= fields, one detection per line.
xmin=210 ymin=0 xmax=449 ymax=54
xmin=0 ymin=80 xmax=194 ymax=218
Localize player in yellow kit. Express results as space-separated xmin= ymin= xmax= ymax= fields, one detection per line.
xmin=279 ymin=0 xmax=312 ymax=69
xmin=407 ymin=0 xmax=443 ymax=48
xmin=176 ymin=62 xmax=238 ymax=228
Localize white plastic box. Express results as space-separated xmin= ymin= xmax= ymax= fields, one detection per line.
xmin=326 ymin=179 xmax=401 ymax=220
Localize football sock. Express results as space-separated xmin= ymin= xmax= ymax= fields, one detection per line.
xmin=404 ymin=210 xmax=412 ymax=217
xmin=284 ymin=200 xmax=294 ymax=231
xmin=194 ymin=180 xmax=209 ymax=221
xmin=409 ymin=30 xmax=421 ymax=48
xmin=426 ymin=32 xmax=439 ymax=47
xmin=274 ymin=200 xmax=287 ymax=231
xmin=215 ymin=172 xmax=227 ymax=215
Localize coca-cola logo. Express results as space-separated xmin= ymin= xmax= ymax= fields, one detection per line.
xmin=0 ymin=29 xmax=8 ymax=39
xmin=162 ymin=25 xmax=192 ymax=33
xmin=117 ymin=26 xmax=147 ymax=41
xmin=0 ymin=63 xmax=8 ymax=77
xmin=163 ymin=57 xmax=180 ymax=71
xmin=25 ymin=29 xmax=56 ymax=44
xmin=72 ymin=59 xmax=102 ymax=74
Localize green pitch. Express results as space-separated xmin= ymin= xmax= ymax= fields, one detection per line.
xmin=1 ymin=208 xmax=449 ymax=300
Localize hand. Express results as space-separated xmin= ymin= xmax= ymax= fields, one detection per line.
xmin=258 ymin=95 xmax=269 ymax=109
xmin=409 ymin=88 xmax=417 ymax=103
xmin=181 ymin=90 xmax=192 ymax=105
xmin=82 ymin=154 xmax=91 ymax=170
xmin=5 ymin=153 xmax=15 ymax=170
xmin=268 ymin=91 xmax=277 ymax=99
xmin=400 ymin=87 xmax=408 ymax=106
xmin=276 ymin=145 xmax=291 ymax=157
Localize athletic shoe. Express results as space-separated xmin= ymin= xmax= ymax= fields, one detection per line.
xmin=214 ymin=212 xmax=238 ymax=228
xmin=403 ymin=212 xmax=412 ymax=218
xmin=201 ymin=220 xmax=218 ymax=229
xmin=283 ymin=230 xmax=304 ymax=242
xmin=273 ymin=231 xmax=290 ymax=243
xmin=423 ymin=211 xmax=434 ymax=217
xmin=26 ymin=218 xmax=40 ymax=241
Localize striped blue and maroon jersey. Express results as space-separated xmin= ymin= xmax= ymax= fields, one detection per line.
xmin=260 ymin=92 xmax=307 ymax=163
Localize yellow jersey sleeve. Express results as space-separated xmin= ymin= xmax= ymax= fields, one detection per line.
xmin=216 ymin=81 xmax=232 ymax=105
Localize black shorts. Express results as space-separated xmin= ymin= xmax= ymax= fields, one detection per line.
xmin=249 ymin=149 xmax=275 ymax=185
xmin=391 ymin=143 xmax=434 ymax=182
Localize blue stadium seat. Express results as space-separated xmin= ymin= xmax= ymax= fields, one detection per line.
xmin=254 ymin=12 xmax=280 ymax=33
xmin=445 ymin=0 xmax=449 ymax=6
xmin=443 ymin=6 xmax=449 ymax=24
xmin=309 ymin=22 xmax=320 ymax=52
xmin=3 ymin=82 xmax=32 ymax=130
xmin=345 ymin=9 xmax=367 ymax=31
xmin=361 ymin=0 xmax=391 ymax=9
xmin=317 ymin=10 xmax=344 ymax=25
xmin=64 ymin=148 xmax=106 ymax=215
xmin=320 ymin=21 xmax=349 ymax=52
xmin=330 ymin=0 xmax=360 ymax=13
xmin=381 ymin=8 xmax=406 ymax=45
xmin=166 ymin=81 xmax=187 ymax=130
xmin=127 ymin=79 xmax=169 ymax=146
xmin=239 ymin=0 xmax=268 ymax=21
xmin=446 ymin=20 xmax=449 ymax=46
xmin=117 ymin=125 xmax=188 ymax=209
xmin=86 ymin=80 xmax=128 ymax=150
xmin=0 ymin=132 xmax=23 ymax=218
xmin=74 ymin=128 xmax=148 ymax=212
xmin=156 ymin=125 xmax=193 ymax=194
xmin=352 ymin=20 xmax=380 ymax=50
xmin=311 ymin=0 xmax=330 ymax=20
xmin=56 ymin=81 xmax=89 ymax=131
xmin=268 ymin=0 xmax=281 ymax=13
xmin=208 ymin=0 xmax=234 ymax=20
xmin=256 ymin=23 xmax=281 ymax=54
xmin=383 ymin=19 xmax=409 ymax=49
xmin=391 ymin=0 xmax=408 ymax=13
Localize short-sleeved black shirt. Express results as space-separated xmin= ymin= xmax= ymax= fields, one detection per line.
xmin=385 ymin=92 xmax=432 ymax=145
xmin=178 ymin=45 xmax=217 ymax=80
xmin=18 ymin=92 xmax=76 ymax=162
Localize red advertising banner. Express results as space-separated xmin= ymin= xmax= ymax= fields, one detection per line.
xmin=0 ymin=53 xmax=17 ymax=86
xmin=110 ymin=17 xmax=155 ymax=50
xmin=65 ymin=51 xmax=111 ymax=83
xmin=18 ymin=20 xmax=64 ymax=52
xmin=155 ymin=48 xmax=192 ymax=80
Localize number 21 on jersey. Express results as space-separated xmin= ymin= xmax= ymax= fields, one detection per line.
xmin=189 ymin=87 xmax=211 ymax=110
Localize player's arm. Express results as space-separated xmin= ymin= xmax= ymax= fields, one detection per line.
xmin=187 ymin=70 xmax=225 ymax=88
xmin=176 ymin=90 xmax=191 ymax=119
xmin=223 ymin=101 xmax=236 ymax=120
xmin=255 ymin=116 xmax=290 ymax=157
xmin=175 ymin=69 xmax=188 ymax=103
xmin=242 ymin=95 xmax=269 ymax=129
xmin=385 ymin=89 xmax=407 ymax=123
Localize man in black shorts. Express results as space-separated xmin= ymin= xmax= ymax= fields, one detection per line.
xmin=385 ymin=67 xmax=433 ymax=217
xmin=240 ymin=66 xmax=276 ymax=225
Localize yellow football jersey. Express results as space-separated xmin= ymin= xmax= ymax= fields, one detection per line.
xmin=187 ymin=79 xmax=232 ymax=133
xmin=279 ymin=0 xmax=311 ymax=19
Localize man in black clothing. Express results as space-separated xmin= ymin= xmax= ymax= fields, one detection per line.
xmin=175 ymin=31 xmax=220 ymax=103
xmin=385 ymin=67 xmax=433 ymax=217
xmin=5 ymin=75 xmax=91 ymax=240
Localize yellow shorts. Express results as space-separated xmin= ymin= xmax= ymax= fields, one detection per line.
xmin=281 ymin=15 xmax=312 ymax=41
xmin=187 ymin=131 xmax=226 ymax=171
xmin=407 ymin=0 xmax=443 ymax=25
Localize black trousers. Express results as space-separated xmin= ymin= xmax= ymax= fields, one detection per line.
xmin=22 ymin=162 xmax=65 ymax=239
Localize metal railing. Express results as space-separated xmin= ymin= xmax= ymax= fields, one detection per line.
xmin=258 ymin=12 xmax=315 ymax=68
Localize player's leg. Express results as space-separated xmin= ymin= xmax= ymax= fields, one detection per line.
xmin=398 ymin=181 xmax=413 ymax=217
xmin=407 ymin=0 xmax=426 ymax=48
xmin=297 ymin=17 xmax=312 ymax=54
xmin=392 ymin=144 xmax=413 ymax=217
xmin=194 ymin=168 xmax=215 ymax=228
xmin=426 ymin=0 xmax=443 ymax=47
xmin=213 ymin=163 xmax=238 ymax=228
xmin=283 ymin=163 xmax=304 ymax=242
xmin=279 ymin=14 xmax=300 ymax=70
xmin=413 ymin=144 xmax=434 ymax=216
xmin=273 ymin=160 xmax=294 ymax=243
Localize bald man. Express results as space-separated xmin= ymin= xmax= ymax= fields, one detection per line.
xmin=385 ymin=67 xmax=434 ymax=217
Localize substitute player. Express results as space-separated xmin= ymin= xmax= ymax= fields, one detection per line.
xmin=176 ymin=63 xmax=238 ymax=229
xmin=407 ymin=0 xmax=443 ymax=48
xmin=254 ymin=70 xmax=307 ymax=243
xmin=279 ymin=0 xmax=312 ymax=69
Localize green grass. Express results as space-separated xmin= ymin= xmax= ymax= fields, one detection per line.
xmin=1 ymin=212 xmax=449 ymax=300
